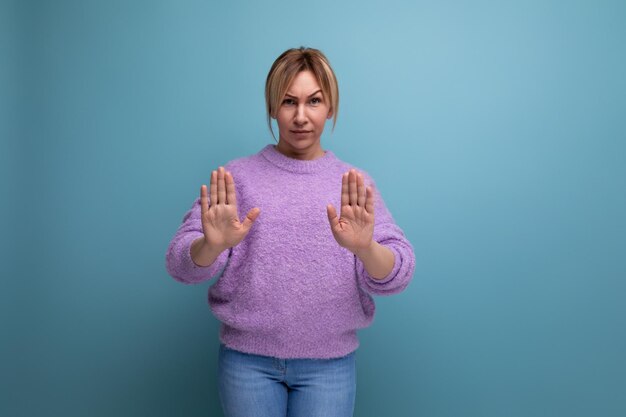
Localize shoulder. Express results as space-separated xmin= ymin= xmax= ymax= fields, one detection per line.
xmin=330 ymin=152 xmax=377 ymax=186
xmin=223 ymin=147 xmax=266 ymax=174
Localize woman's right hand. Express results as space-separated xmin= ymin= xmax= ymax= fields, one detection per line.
xmin=200 ymin=166 xmax=260 ymax=251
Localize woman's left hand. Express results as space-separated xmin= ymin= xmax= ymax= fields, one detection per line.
xmin=326 ymin=169 xmax=375 ymax=254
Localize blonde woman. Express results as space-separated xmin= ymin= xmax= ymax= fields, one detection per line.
xmin=165 ymin=46 xmax=416 ymax=417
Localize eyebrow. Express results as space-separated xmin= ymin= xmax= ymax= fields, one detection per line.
xmin=284 ymin=89 xmax=322 ymax=98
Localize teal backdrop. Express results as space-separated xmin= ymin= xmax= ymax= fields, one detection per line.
xmin=2 ymin=0 xmax=625 ymax=416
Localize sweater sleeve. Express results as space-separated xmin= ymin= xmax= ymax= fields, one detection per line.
xmin=354 ymin=173 xmax=416 ymax=296
xmin=165 ymin=196 xmax=231 ymax=285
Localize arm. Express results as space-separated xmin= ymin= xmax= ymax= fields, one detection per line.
xmin=354 ymin=174 xmax=416 ymax=296
xmin=165 ymin=197 xmax=231 ymax=285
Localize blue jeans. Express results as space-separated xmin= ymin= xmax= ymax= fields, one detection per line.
xmin=217 ymin=343 xmax=357 ymax=417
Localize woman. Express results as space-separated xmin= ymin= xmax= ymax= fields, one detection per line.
xmin=165 ymin=46 xmax=416 ymax=417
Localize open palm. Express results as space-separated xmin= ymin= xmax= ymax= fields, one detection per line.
xmin=326 ymin=169 xmax=375 ymax=254
xmin=201 ymin=166 xmax=260 ymax=251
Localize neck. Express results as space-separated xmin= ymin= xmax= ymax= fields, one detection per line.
xmin=275 ymin=140 xmax=325 ymax=161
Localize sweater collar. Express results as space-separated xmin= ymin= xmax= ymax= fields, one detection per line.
xmin=260 ymin=144 xmax=337 ymax=174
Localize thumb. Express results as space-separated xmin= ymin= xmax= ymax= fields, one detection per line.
xmin=326 ymin=204 xmax=339 ymax=230
xmin=241 ymin=207 xmax=261 ymax=232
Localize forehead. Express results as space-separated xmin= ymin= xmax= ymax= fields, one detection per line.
xmin=286 ymin=70 xmax=322 ymax=96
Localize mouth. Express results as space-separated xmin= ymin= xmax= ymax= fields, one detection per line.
xmin=291 ymin=130 xmax=311 ymax=134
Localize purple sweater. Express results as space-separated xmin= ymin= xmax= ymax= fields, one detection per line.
xmin=165 ymin=144 xmax=415 ymax=359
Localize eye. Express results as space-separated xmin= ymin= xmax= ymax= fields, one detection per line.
xmin=282 ymin=98 xmax=295 ymax=105
xmin=310 ymin=97 xmax=322 ymax=105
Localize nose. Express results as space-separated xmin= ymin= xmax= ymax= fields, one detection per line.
xmin=294 ymin=103 xmax=307 ymax=125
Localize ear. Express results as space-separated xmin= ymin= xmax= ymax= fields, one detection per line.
xmin=327 ymin=108 xmax=334 ymax=119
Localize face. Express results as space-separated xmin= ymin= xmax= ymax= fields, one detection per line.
xmin=274 ymin=70 xmax=333 ymax=160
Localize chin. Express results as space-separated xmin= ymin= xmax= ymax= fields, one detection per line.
xmin=288 ymin=137 xmax=318 ymax=147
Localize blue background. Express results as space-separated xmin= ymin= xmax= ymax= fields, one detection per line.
xmin=2 ymin=0 xmax=625 ymax=416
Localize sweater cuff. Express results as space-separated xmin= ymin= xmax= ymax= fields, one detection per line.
xmin=169 ymin=233 xmax=229 ymax=284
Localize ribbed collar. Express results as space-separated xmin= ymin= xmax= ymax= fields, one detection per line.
xmin=260 ymin=144 xmax=337 ymax=174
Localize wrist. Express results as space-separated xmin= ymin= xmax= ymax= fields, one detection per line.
xmin=191 ymin=237 xmax=227 ymax=267
xmin=195 ymin=236 xmax=228 ymax=253
xmin=353 ymin=240 xmax=376 ymax=259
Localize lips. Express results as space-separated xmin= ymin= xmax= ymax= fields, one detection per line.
xmin=291 ymin=130 xmax=311 ymax=134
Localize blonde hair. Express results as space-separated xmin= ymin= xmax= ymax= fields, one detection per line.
xmin=265 ymin=46 xmax=339 ymax=142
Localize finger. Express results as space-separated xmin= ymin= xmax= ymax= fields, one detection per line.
xmin=326 ymin=204 xmax=340 ymax=229
xmin=217 ymin=166 xmax=226 ymax=205
xmin=349 ymin=169 xmax=358 ymax=206
xmin=225 ymin=171 xmax=237 ymax=206
xmin=341 ymin=172 xmax=349 ymax=206
xmin=201 ymin=184 xmax=209 ymax=216
xmin=241 ymin=207 xmax=261 ymax=232
xmin=365 ymin=186 xmax=375 ymax=215
xmin=357 ymin=173 xmax=366 ymax=207
xmin=209 ymin=170 xmax=218 ymax=207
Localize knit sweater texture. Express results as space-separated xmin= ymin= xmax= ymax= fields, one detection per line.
xmin=165 ymin=144 xmax=416 ymax=359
